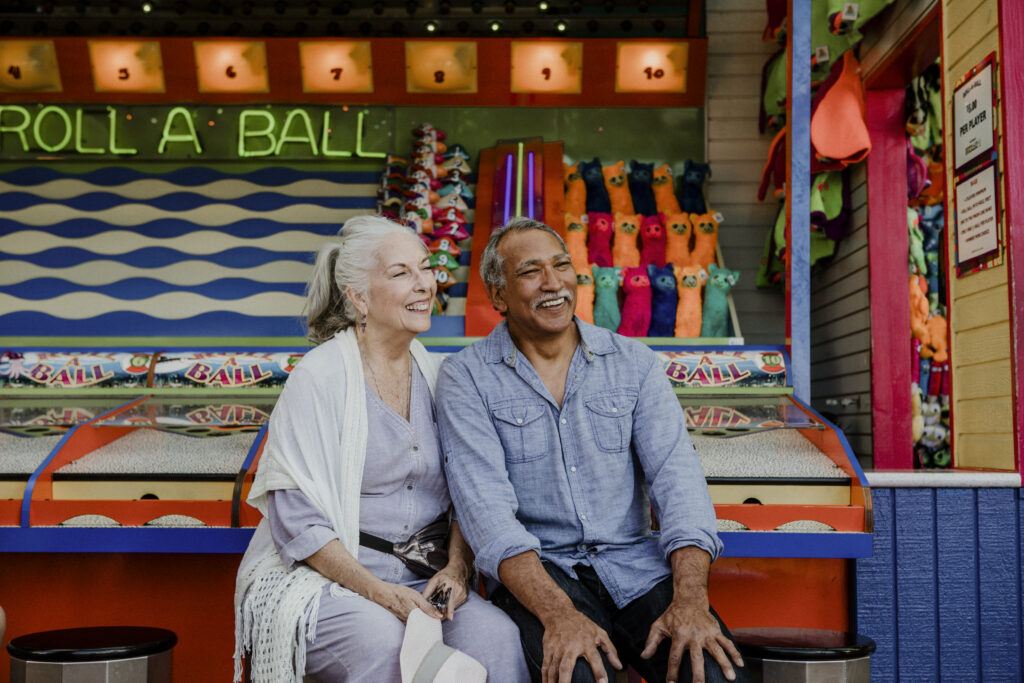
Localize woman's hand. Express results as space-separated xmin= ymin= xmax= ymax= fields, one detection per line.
xmin=420 ymin=564 xmax=470 ymax=621
xmin=370 ymin=580 xmax=444 ymax=623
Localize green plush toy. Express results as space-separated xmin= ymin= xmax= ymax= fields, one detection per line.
xmin=591 ymin=265 xmax=622 ymax=332
xmin=908 ymin=207 xmax=926 ymax=275
xmin=701 ymin=263 xmax=740 ymax=337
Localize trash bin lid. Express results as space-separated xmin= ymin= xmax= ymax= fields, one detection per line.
xmin=7 ymin=626 xmax=177 ymax=663
xmin=731 ymin=627 xmax=876 ymax=661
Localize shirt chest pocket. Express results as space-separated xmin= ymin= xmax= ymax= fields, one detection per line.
xmin=491 ymin=400 xmax=550 ymax=464
xmin=584 ymin=390 xmax=637 ymax=453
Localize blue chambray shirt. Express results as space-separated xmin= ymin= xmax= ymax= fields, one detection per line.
xmin=437 ymin=318 xmax=722 ymax=609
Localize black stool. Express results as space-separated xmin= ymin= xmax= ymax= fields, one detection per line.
xmin=731 ymin=627 xmax=875 ymax=683
xmin=7 ymin=626 xmax=177 ymax=683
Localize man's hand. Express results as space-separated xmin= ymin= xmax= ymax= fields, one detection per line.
xmin=541 ymin=610 xmax=622 ymax=683
xmin=640 ymin=600 xmax=743 ymax=683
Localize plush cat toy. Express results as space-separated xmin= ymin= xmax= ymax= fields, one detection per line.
xmin=647 ymin=263 xmax=678 ymax=337
xmin=603 ymin=160 xmax=635 ymax=215
xmin=679 ymin=160 xmax=711 ymax=213
xmin=690 ymin=212 xmax=720 ymax=272
xmin=652 ymin=164 xmax=681 ymax=214
xmin=579 ymin=158 xmax=611 ymax=213
xmin=612 ymin=212 xmax=641 ymax=268
xmin=700 ymin=264 xmax=739 ymax=337
xmin=665 ymin=212 xmax=693 ymax=268
xmin=575 ymin=269 xmax=595 ymax=324
xmin=587 ymin=212 xmax=614 ymax=267
xmin=640 ymin=214 xmax=667 ymax=267
xmin=591 ymin=265 xmax=622 ymax=331
xmin=617 ymin=266 xmax=652 ymax=337
xmin=910 ymin=275 xmax=929 ymax=342
xmin=565 ymin=213 xmax=589 ymax=272
xmin=673 ymin=265 xmax=706 ymax=338
xmin=628 ymin=160 xmax=657 ymax=215
xmin=564 ymin=162 xmax=586 ymax=216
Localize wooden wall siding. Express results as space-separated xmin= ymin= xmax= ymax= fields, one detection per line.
xmin=706 ymin=0 xmax=786 ymax=346
xmin=859 ymin=0 xmax=939 ymax=83
xmin=810 ymin=161 xmax=873 ymax=467
xmin=943 ymin=0 xmax=1015 ymax=469
xmin=856 ymin=487 xmax=1024 ymax=681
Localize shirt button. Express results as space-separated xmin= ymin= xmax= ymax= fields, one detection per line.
xmin=611 ymin=407 xmax=618 ymax=413
xmin=403 ymin=525 xmax=409 ymax=530
xmin=516 ymin=418 xmax=523 ymax=424
xmin=407 ymin=485 xmax=413 ymax=490
xmin=579 ymin=513 xmax=587 ymax=520
xmin=560 ymin=418 xmax=567 ymax=424
xmin=412 ymin=445 xmax=419 ymax=452
xmin=570 ymin=466 xmax=577 ymax=472
xmin=577 ymin=543 xmax=587 ymax=552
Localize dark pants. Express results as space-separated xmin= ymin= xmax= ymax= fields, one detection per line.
xmin=491 ymin=563 xmax=749 ymax=683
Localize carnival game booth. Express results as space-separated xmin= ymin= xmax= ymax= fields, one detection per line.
xmin=0 ymin=11 xmax=874 ymax=680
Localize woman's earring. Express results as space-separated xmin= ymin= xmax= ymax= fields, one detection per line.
xmin=360 ymin=315 xmax=367 ymax=333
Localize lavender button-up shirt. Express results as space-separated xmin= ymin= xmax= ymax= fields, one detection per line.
xmin=437 ymin=319 xmax=721 ymax=608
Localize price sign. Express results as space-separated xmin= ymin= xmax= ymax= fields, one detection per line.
xmin=194 ymin=41 xmax=268 ymax=93
xmin=89 ymin=41 xmax=165 ymax=93
xmin=510 ymin=41 xmax=582 ymax=94
xmin=299 ymin=41 xmax=373 ymax=93
xmin=406 ymin=41 xmax=477 ymax=93
xmin=0 ymin=40 xmax=62 ymax=92
xmin=952 ymin=53 xmax=996 ymax=175
xmin=615 ymin=41 xmax=688 ymax=93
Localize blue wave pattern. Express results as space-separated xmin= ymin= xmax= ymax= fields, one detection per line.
xmin=0 ymin=166 xmax=375 ymax=337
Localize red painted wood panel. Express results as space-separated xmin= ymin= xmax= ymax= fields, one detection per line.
xmin=866 ymin=89 xmax=913 ymax=469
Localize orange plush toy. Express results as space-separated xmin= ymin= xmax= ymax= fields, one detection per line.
xmin=575 ymin=269 xmax=595 ymax=324
xmin=603 ymin=160 xmax=635 ymax=215
xmin=674 ymin=265 xmax=707 ymax=338
xmin=653 ymin=164 xmax=682 ymax=214
xmin=665 ymin=212 xmax=693 ymax=268
xmin=910 ymin=275 xmax=929 ymax=343
xmin=920 ymin=314 xmax=948 ymax=363
xmin=564 ymin=213 xmax=589 ymax=272
xmin=612 ymin=213 xmax=641 ymax=268
xmin=564 ymin=162 xmax=586 ymax=216
xmin=690 ymin=212 xmax=719 ymax=271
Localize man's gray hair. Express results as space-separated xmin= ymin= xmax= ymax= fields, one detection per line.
xmin=479 ymin=217 xmax=568 ymax=289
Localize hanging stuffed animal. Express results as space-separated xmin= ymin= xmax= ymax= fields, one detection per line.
xmin=909 ymin=275 xmax=929 ymax=343
xmin=647 ymin=263 xmax=678 ymax=337
xmin=920 ymin=313 xmax=948 ymax=364
xmin=628 ymin=160 xmax=658 ymax=216
xmin=612 ymin=212 xmax=641 ymax=268
xmin=673 ymin=265 xmax=706 ymax=338
xmin=564 ymin=162 xmax=586 ymax=216
xmin=603 ymin=160 xmax=635 ymax=215
xmin=591 ymin=265 xmax=622 ymax=331
xmin=652 ymin=164 xmax=681 ymax=214
xmin=580 ymin=158 xmax=611 ymax=213
xmin=617 ymin=266 xmax=652 ymax=337
xmin=640 ymin=214 xmax=667 ymax=267
xmin=701 ymin=264 xmax=739 ymax=337
xmin=564 ymin=213 xmax=589 ymax=272
xmin=586 ymin=212 xmax=614 ymax=268
xmin=575 ymin=269 xmax=595 ymax=325
xmin=679 ymin=160 xmax=710 ymax=213
xmin=908 ymin=208 xmax=926 ymax=275
xmin=690 ymin=212 xmax=720 ymax=272
xmin=665 ymin=212 xmax=693 ymax=268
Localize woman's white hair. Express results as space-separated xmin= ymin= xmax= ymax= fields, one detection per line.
xmin=304 ymin=215 xmax=423 ymax=344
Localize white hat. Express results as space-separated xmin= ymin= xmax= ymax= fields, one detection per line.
xmin=400 ymin=609 xmax=488 ymax=683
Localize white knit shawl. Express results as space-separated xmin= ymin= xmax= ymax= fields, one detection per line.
xmin=233 ymin=328 xmax=438 ymax=682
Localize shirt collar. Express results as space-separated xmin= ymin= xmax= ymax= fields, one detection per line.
xmin=484 ymin=317 xmax=615 ymax=367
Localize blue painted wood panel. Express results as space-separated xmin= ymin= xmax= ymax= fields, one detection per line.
xmin=936 ymin=488 xmax=980 ymax=680
xmin=857 ymin=487 xmax=1024 ymax=681
xmin=894 ymin=488 xmax=939 ymax=680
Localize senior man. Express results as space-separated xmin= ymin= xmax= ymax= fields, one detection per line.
xmin=436 ymin=218 xmax=746 ymax=683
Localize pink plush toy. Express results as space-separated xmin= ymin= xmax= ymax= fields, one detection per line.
xmin=640 ymin=214 xmax=667 ymax=267
xmin=612 ymin=212 xmax=641 ymax=268
xmin=587 ymin=212 xmax=614 ymax=268
xmin=617 ymin=266 xmax=652 ymax=337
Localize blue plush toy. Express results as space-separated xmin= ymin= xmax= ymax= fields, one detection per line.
xmin=580 ymin=158 xmax=612 ymax=213
xmin=700 ymin=263 xmax=739 ymax=337
xmin=679 ymin=160 xmax=711 ymax=214
xmin=628 ymin=160 xmax=658 ymax=216
xmin=647 ymin=263 xmax=678 ymax=337
xmin=591 ymin=264 xmax=622 ymax=331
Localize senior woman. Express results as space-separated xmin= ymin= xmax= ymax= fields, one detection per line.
xmin=234 ymin=216 xmax=528 ymax=682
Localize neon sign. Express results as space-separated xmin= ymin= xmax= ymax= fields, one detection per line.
xmin=0 ymin=103 xmax=390 ymax=160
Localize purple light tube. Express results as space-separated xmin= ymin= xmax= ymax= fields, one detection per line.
xmin=527 ymin=151 xmax=535 ymax=219
xmin=503 ymin=153 xmax=514 ymax=225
